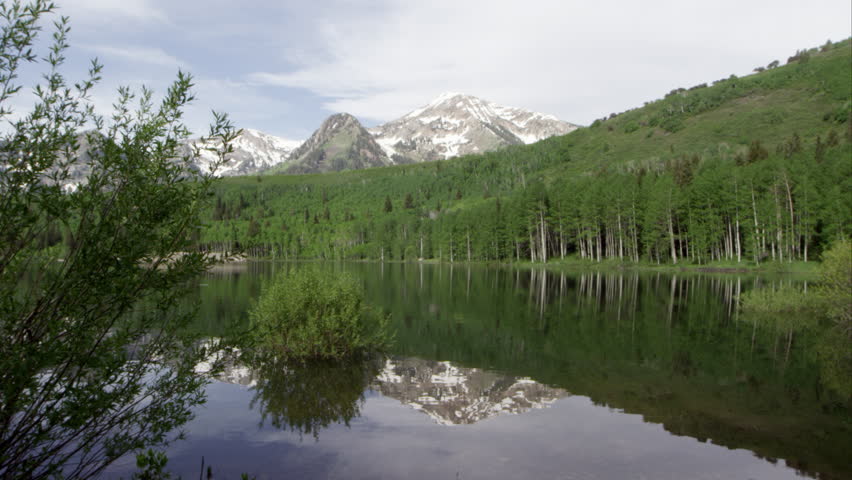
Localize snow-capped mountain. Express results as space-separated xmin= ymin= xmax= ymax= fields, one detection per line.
xmin=49 ymin=94 xmax=577 ymax=182
xmin=369 ymin=92 xmax=578 ymax=164
xmin=189 ymin=128 xmax=301 ymax=177
xmin=268 ymin=113 xmax=391 ymax=175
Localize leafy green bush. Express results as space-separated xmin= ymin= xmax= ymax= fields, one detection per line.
xmin=740 ymin=238 xmax=851 ymax=397
xmin=740 ymin=238 xmax=850 ymax=330
xmin=249 ymin=269 xmax=390 ymax=360
xmin=813 ymin=238 xmax=852 ymax=397
xmin=659 ymin=116 xmax=685 ymax=133
xmin=816 ymin=238 xmax=851 ymax=336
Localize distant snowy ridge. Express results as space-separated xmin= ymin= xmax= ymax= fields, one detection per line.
xmin=369 ymin=92 xmax=577 ymax=164
xmin=46 ymin=94 xmax=576 ymax=182
xmin=188 ymin=128 xmax=302 ymax=177
xmin=183 ymin=93 xmax=576 ymax=176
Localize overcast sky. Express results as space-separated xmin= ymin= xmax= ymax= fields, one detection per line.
xmin=31 ymin=0 xmax=852 ymax=139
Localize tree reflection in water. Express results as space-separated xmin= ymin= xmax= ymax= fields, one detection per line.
xmin=246 ymin=352 xmax=383 ymax=439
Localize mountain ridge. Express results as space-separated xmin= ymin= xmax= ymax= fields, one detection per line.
xmin=191 ymin=93 xmax=576 ymax=176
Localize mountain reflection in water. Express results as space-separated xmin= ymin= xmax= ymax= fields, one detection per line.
xmin=373 ymin=357 xmax=568 ymax=425
xmin=209 ymin=353 xmax=567 ymax=430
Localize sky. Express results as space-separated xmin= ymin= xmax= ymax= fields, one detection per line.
xmin=16 ymin=0 xmax=851 ymax=140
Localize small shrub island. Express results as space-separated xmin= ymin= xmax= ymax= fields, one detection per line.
xmin=249 ymin=268 xmax=391 ymax=360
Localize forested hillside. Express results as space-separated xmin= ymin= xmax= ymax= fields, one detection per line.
xmin=200 ymin=39 xmax=851 ymax=265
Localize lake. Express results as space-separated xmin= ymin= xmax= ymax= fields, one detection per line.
xmin=105 ymin=262 xmax=850 ymax=479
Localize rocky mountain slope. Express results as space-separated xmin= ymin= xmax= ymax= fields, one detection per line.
xmin=369 ymin=92 xmax=578 ymax=163
xmin=268 ymin=113 xmax=391 ymax=174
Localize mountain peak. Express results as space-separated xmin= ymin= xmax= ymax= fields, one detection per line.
xmin=324 ymin=112 xmax=358 ymax=122
xmin=371 ymin=93 xmax=577 ymax=163
xmin=429 ymin=91 xmax=468 ymax=105
xmin=319 ymin=112 xmax=360 ymax=131
xmin=273 ymin=112 xmax=391 ymax=174
xmin=404 ymin=92 xmax=474 ymax=119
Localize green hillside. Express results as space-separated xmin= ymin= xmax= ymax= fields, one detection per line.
xmin=201 ymin=39 xmax=851 ymax=266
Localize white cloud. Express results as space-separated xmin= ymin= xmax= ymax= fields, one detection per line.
xmin=60 ymin=0 xmax=167 ymax=23
xmin=83 ymin=45 xmax=186 ymax=68
xmin=248 ymin=0 xmax=852 ymax=125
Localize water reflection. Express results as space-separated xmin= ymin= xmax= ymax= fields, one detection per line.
xmin=209 ymin=352 xmax=567 ymax=433
xmin=373 ymin=356 xmax=568 ymax=425
xmin=175 ymin=263 xmax=849 ymax=480
xmin=247 ymin=353 xmax=383 ymax=439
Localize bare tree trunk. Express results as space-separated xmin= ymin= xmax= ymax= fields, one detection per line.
xmin=774 ymin=183 xmax=783 ymax=262
xmin=633 ymin=217 xmax=639 ymax=262
xmin=735 ymin=216 xmax=742 ymax=263
xmin=751 ymin=185 xmax=761 ymax=264
xmin=734 ymin=179 xmax=742 ymax=263
xmin=596 ymin=230 xmax=602 ymax=262
xmin=783 ymin=174 xmax=795 ymax=261
xmin=529 ymin=229 xmax=536 ymax=262
xmin=803 ymin=186 xmax=809 ymax=262
xmin=539 ymin=207 xmax=547 ymax=263
xmin=727 ymin=221 xmax=733 ymax=260
xmin=668 ymin=210 xmax=678 ymax=264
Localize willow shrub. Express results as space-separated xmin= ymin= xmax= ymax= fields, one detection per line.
xmin=249 ymin=269 xmax=390 ymax=360
xmin=0 ymin=2 xmax=238 ymax=477
xmin=816 ymin=238 xmax=851 ymax=337
xmin=814 ymin=238 xmax=852 ymax=398
xmin=740 ymin=238 xmax=852 ymax=397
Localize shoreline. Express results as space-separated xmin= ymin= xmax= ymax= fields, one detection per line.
xmin=235 ymin=256 xmax=820 ymax=276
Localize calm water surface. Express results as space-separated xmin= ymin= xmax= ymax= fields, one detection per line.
xmin=104 ymin=262 xmax=850 ymax=480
